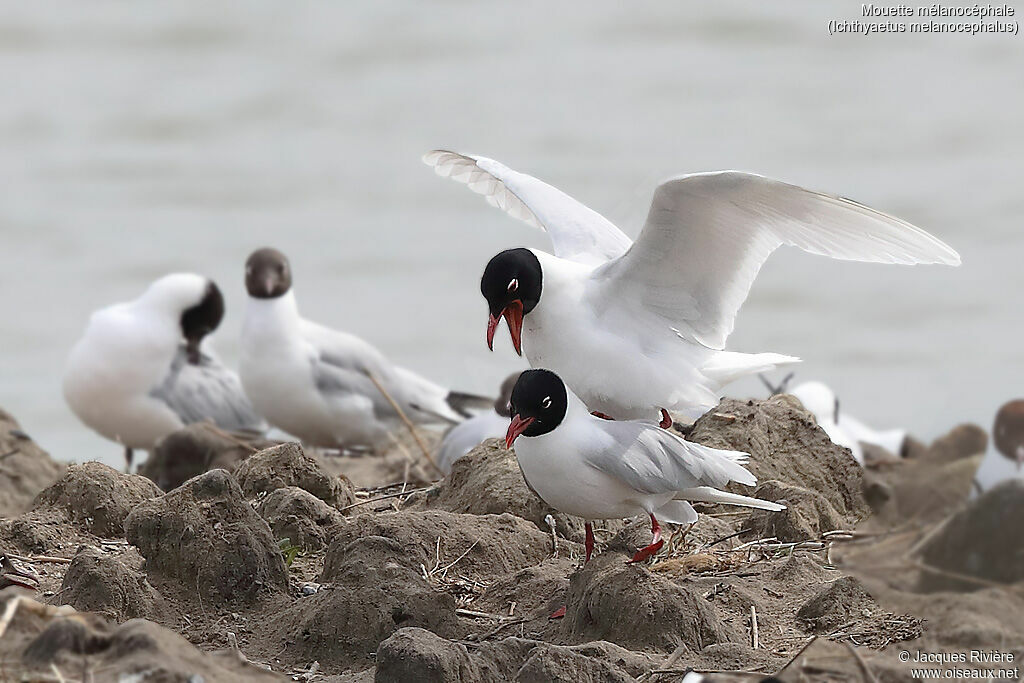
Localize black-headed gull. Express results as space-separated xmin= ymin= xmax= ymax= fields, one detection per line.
xmin=436 ymin=372 xmax=520 ymax=474
xmin=239 ymin=248 xmax=491 ymax=453
xmin=504 ymin=369 xmax=785 ymax=563
xmin=973 ymin=400 xmax=1024 ymax=494
xmin=425 ymin=151 xmax=961 ymax=427
xmin=787 ymin=381 xmax=907 ymax=465
xmin=63 ymin=273 xmax=266 ymax=469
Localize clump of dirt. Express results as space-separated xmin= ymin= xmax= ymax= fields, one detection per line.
xmin=797 ymin=575 xmax=877 ymax=632
xmin=141 ymin=423 xmax=280 ymax=491
xmin=0 ymin=593 xmax=281 ymax=682
xmin=742 ymin=481 xmax=847 ymax=542
xmin=561 ymin=551 xmax=731 ymax=651
xmin=274 ymin=562 xmax=460 ymax=667
xmin=57 ymin=546 xmax=161 ymax=621
xmin=375 ymin=627 xmax=481 ymax=682
xmin=321 ymin=510 xmax=555 ymax=585
xmin=414 ymin=439 xmax=589 ymax=542
xmin=689 ymin=396 xmax=868 ymax=522
xmin=125 ymin=469 xmax=287 ymax=603
xmin=0 ymin=409 xmax=64 ymax=517
xmin=918 ymin=479 xmax=1024 ymax=592
xmin=256 ymin=485 xmax=345 ymax=550
xmin=32 ymin=462 xmax=162 ymax=538
xmin=234 ymin=442 xmax=355 ymax=508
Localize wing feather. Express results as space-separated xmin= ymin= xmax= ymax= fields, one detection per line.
xmin=150 ymin=347 xmax=266 ymax=435
xmin=424 ymin=150 xmax=632 ymax=265
xmin=587 ymin=421 xmax=755 ymax=495
xmin=590 ymin=171 xmax=961 ymax=350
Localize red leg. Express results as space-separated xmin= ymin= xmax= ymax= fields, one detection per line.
xmin=659 ymin=409 xmax=672 ymax=430
xmin=591 ymin=411 xmax=614 ymax=420
xmin=584 ymin=522 xmax=595 ymax=563
xmin=628 ymin=514 xmax=664 ymax=564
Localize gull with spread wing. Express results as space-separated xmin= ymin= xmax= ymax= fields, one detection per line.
xmin=504 ymin=369 xmax=785 ymax=563
xmin=426 ymin=151 xmax=961 ymax=427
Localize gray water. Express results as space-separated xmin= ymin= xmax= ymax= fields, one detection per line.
xmin=2 ymin=2 xmax=1021 ymax=468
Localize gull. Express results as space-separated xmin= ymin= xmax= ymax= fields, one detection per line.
xmin=787 ymin=380 xmax=907 ymax=465
xmin=63 ymin=274 xmax=266 ymax=469
xmin=504 ymin=368 xmax=785 ymax=563
xmin=426 ymin=150 xmax=960 ymax=427
xmin=239 ymin=248 xmax=491 ymax=453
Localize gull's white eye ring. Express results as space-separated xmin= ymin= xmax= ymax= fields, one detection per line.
xmin=508 ymin=278 xmax=518 ymax=293
xmin=541 ymin=396 xmax=552 ymax=409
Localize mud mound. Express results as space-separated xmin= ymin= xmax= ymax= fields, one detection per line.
xmin=320 ymin=510 xmax=554 ymax=585
xmin=417 ymin=439 xmax=587 ymax=542
xmin=125 ymin=469 xmax=287 ymax=603
xmin=916 ymin=423 xmax=987 ymax=464
xmin=919 ymin=479 xmax=1024 ymax=592
xmin=0 ymin=409 xmax=64 ymax=517
xmin=474 ymin=559 xmax=573 ymax=619
xmin=561 ymin=552 xmax=731 ymax=651
xmin=473 ymin=637 xmax=656 ymax=682
xmin=15 ymin=611 xmax=282 ymax=682
xmin=235 ymin=442 xmax=355 ymax=508
xmin=141 ymin=423 xmax=279 ymax=491
xmin=0 ymin=507 xmax=82 ymax=555
xmin=57 ymin=546 xmax=160 ymax=621
xmin=742 ymin=481 xmax=847 ymax=542
xmin=32 ymin=462 xmax=161 ymax=538
xmin=257 ymin=485 xmax=345 ymax=551
xmin=375 ymin=627 xmax=480 ymax=682
xmin=797 ymin=576 xmax=877 ymax=632
xmin=689 ymin=397 xmax=867 ymax=522
xmin=276 ymin=563 xmax=459 ymax=667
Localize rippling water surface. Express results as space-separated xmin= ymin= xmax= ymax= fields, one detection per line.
xmin=2 ymin=2 xmax=1021 ymax=467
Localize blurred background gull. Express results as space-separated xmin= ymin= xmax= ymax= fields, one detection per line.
xmin=0 ymin=1 xmax=1020 ymax=467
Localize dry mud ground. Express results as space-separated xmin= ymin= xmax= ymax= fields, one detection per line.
xmin=1 ymin=396 xmax=1022 ymax=683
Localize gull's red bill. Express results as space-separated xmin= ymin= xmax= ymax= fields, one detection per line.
xmin=486 ymin=299 xmax=525 ymax=356
xmin=505 ymin=414 xmax=535 ymax=449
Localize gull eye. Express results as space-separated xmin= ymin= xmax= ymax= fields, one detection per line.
xmin=507 ymin=278 xmax=518 ymax=293
xmin=541 ymin=396 xmax=552 ymax=409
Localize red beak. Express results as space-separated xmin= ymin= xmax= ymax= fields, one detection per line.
xmin=486 ymin=299 xmax=525 ymax=356
xmin=505 ymin=414 xmax=535 ymax=449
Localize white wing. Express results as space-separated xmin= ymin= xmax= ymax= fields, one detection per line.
xmin=589 ymin=171 xmax=961 ymax=350
xmin=302 ymin=320 xmax=469 ymax=425
xmin=423 ymin=150 xmax=632 ymax=265
xmin=150 ymin=346 xmax=266 ymax=435
xmin=587 ymin=420 xmax=755 ymax=495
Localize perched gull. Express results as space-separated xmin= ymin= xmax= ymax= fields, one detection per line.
xmin=504 ymin=369 xmax=785 ymax=564
xmin=436 ymin=372 xmax=521 ymax=474
xmin=63 ymin=273 xmax=266 ymax=469
xmin=239 ymin=248 xmax=491 ymax=453
xmin=787 ymin=381 xmax=907 ymax=466
xmin=425 ymin=150 xmax=961 ymax=427
xmin=972 ymin=400 xmax=1024 ymax=495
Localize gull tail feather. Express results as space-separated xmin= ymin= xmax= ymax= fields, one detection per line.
xmin=446 ymin=390 xmax=495 ymax=419
xmin=678 ymin=486 xmax=786 ymax=512
xmin=703 ymin=351 xmax=801 ymax=387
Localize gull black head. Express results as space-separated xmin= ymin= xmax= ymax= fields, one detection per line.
xmin=505 ymin=369 xmax=567 ymax=448
xmin=180 ymin=280 xmax=224 ymax=364
xmin=480 ymin=248 xmax=542 ymax=356
xmin=246 ymin=247 xmax=292 ymax=299
xmin=994 ymin=400 xmax=1024 ymax=469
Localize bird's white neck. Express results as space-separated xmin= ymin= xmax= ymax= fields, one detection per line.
xmin=243 ymin=290 xmax=302 ymax=340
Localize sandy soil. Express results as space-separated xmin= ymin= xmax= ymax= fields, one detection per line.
xmin=0 ymin=396 xmax=1019 ymax=682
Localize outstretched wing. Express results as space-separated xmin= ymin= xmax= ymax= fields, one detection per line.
xmin=150 ymin=346 xmax=267 ymax=435
xmin=586 ymin=420 xmax=755 ymax=495
xmin=423 ymin=150 xmax=632 ymax=265
xmin=589 ymin=171 xmax=961 ymax=350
